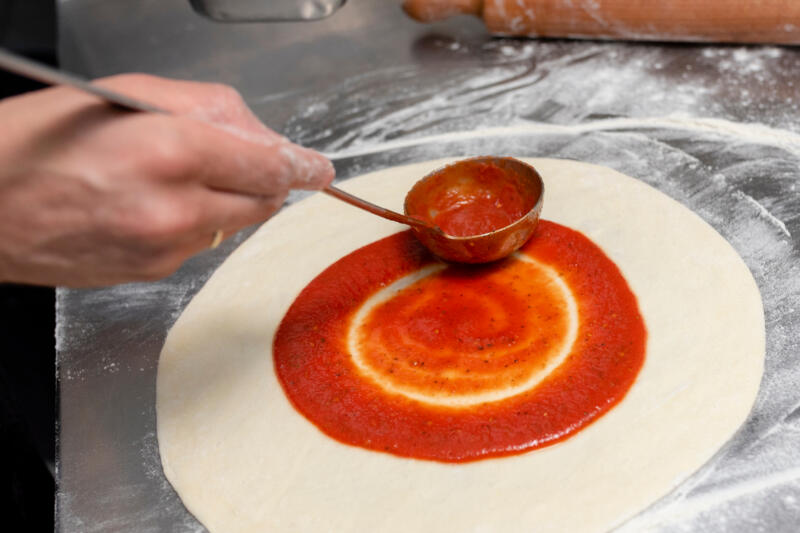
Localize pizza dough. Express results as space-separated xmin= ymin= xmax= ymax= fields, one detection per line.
xmin=157 ymin=158 xmax=764 ymax=533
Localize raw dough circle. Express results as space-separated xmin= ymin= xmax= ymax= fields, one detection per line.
xmin=157 ymin=158 xmax=764 ymax=533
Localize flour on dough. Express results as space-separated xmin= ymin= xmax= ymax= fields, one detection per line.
xmin=157 ymin=158 xmax=764 ymax=533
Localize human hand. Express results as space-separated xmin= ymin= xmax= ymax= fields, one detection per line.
xmin=0 ymin=74 xmax=333 ymax=287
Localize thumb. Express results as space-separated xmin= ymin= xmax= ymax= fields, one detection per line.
xmin=277 ymin=140 xmax=335 ymax=191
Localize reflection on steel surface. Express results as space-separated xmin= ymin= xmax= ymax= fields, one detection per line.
xmin=189 ymin=0 xmax=346 ymax=22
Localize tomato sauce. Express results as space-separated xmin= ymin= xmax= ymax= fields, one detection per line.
xmin=274 ymin=221 xmax=646 ymax=462
xmin=416 ymin=161 xmax=530 ymax=236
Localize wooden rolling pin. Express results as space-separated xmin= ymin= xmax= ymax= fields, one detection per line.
xmin=403 ymin=0 xmax=800 ymax=44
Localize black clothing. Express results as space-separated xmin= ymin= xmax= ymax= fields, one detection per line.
xmin=1 ymin=0 xmax=58 ymax=529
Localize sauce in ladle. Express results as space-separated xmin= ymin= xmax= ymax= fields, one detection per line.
xmin=404 ymin=157 xmax=544 ymax=263
xmin=424 ymin=162 xmax=530 ymax=237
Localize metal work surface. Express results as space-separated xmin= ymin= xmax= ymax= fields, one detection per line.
xmin=57 ymin=0 xmax=800 ymax=531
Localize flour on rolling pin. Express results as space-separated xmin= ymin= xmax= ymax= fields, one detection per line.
xmin=403 ymin=0 xmax=800 ymax=44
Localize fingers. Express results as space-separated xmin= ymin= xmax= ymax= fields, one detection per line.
xmin=107 ymin=185 xmax=288 ymax=282
xmin=95 ymin=74 xmax=335 ymax=193
xmin=169 ymin=115 xmax=335 ymax=194
xmin=177 ymin=189 xmax=289 ymax=268
xmin=190 ymin=186 xmax=289 ymax=239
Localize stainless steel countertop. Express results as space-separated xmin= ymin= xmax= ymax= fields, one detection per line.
xmin=56 ymin=1 xmax=800 ymax=531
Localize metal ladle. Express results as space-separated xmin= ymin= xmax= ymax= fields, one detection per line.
xmin=0 ymin=49 xmax=544 ymax=263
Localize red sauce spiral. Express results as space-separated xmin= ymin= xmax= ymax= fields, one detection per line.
xmin=274 ymin=221 xmax=646 ymax=462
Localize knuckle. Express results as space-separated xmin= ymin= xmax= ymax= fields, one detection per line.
xmin=144 ymin=208 xmax=199 ymax=244
xmin=208 ymin=83 xmax=245 ymax=106
xmin=140 ymin=118 xmax=194 ymax=178
xmin=103 ymin=207 xmax=192 ymax=282
xmin=200 ymin=84 xmax=251 ymax=123
xmin=114 ymin=198 xmax=200 ymax=247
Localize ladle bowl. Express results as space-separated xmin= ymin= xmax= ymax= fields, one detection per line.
xmin=404 ymin=157 xmax=545 ymax=263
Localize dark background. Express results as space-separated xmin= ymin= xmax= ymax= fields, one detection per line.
xmin=1 ymin=0 xmax=58 ymax=530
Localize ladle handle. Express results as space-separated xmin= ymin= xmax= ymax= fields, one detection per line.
xmin=0 ymin=48 xmax=168 ymax=114
xmin=323 ymin=185 xmax=433 ymax=230
xmin=0 ymin=49 xmax=439 ymax=233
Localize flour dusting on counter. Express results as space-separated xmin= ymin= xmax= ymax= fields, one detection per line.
xmin=57 ymin=34 xmax=800 ymax=533
xmin=283 ymin=40 xmax=798 ymax=153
